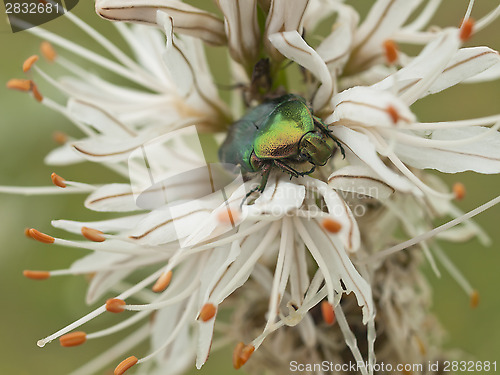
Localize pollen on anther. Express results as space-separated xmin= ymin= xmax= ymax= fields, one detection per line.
xmin=81 ymin=227 xmax=106 ymax=242
xmin=383 ymin=39 xmax=399 ymax=64
xmin=321 ymin=301 xmax=335 ymax=325
xmin=6 ymin=78 xmax=32 ymax=92
xmin=23 ymin=55 xmax=39 ymax=72
xmin=470 ymin=290 xmax=479 ymax=308
xmin=233 ymin=342 xmax=245 ymax=369
xmin=31 ymin=84 xmax=43 ymax=102
xmin=386 ymin=105 xmax=400 ymax=124
xmin=453 ymin=182 xmax=466 ymax=200
xmin=233 ymin=343 xmax=254 ymax=369
xmin=51 ymin=172 xmax=67 ymax=188
xmin=152 ymin=271 xmax=172 ymax=293
xmin=217 ymin=207 xmax=239 ymax=226
xmin=28 ymin=228 xmax=55 ymax=244
xmin=40 ymin=41 xmax=57 ymax=62
xmin=199 ymin=303 xmax=217 ymax=322
xmin=114 ymin=356 xmax=138 ymax=375
xmin=59 ymin=331 xmax=87 ymax=347
xmin=460 ymin=19 xmax=474 ymax=41
xmin=23 ymin=270 xmax=50 ymax=280
xmin=53 ymin=131 xmax=68 ymax=144
xmin=322 ymin=218 xmax=342 ymax=233
xmin=106 ymin=298 xmax=126 ymax=313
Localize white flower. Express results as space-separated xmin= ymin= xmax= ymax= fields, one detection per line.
xmin=3 ymin=1 xmax=500 ymax=375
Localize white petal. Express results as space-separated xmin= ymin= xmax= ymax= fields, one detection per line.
xmin=217 ymin=0 xmax=260 ymax=66
xmin=372 ymin=29 xmax=461 ymax=105
xmin=247 ymin=176 xmax=306 ymax=217
xmin=394 ymin=127 xmax=500 ymax=173
xmin=426 ymin=47 xmax=500 ymax=95
xmin=195 ymin=315 xmax=216 ymax=369
xmin=44 ymin=143 xmax=85 ymax=166
xmin=328 ymin=165 xmax=395 ymax=200
xmin=85 ymin=184 xmax=139 ymax=212
xmin=96 ymin=0 xmax=226 ymax=46
xmin=326 ymin=86 xmax=416 ymax=127
xmin=52 ymin=215 xmax=145 ymax=234
xmin=308 ymin=179 xmax=361 ymax=252
xmin=71 ymin=134 xmax=152 ymax=163
xmin=464 ymin=61 xmax=500 ymax=83
xmin=264 ymin=0 xmax=309 ymax=60
xmin=269 ymin=31 xmax=332 ymax=110
xmin=87 ymin=268 xmax=134 ymax=304
xmin=331 ymin=126 xmax=414 ymax=192
xmin=67 ymin=99 xmax=134 ymax=138
xmin=349 ymin=0 xmax=422 ymax=71
xmin=316 ymin=4 xmax=359 ymax=74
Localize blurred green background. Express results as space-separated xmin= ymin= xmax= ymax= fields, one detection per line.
xmin=0 ymin=1 xmax=498 ymax=374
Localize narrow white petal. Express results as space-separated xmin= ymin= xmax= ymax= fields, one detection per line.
xmin=85 ymin=183 xmax=139 ymax=212
xmin=96 ymin=0 xmax=226 ymax=46
xmin=269 ymin=31 xmax=333 ymax=110
xmin=330 ymin=126 xmax=414 ymax=192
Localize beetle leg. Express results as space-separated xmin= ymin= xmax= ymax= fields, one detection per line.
xmin=240 ymin=163 xmax=272 ymax=207
xmin=313 ymin=116 xmax=346 ymax=159
xmin=273 ymin=160 xmax=300 ymax=178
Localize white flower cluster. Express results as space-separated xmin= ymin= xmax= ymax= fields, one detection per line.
xmin=3 ymin=0 xmax=500 ymax=374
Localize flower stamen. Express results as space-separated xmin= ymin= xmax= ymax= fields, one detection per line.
xmin=383 ymin=40 xmax=399 ymax=65
xmin=40 ymin=41 xmax=57 ymax=62
xmin=59 ymin=331 xmax=87 ymax=347
xmin=6 ymin=78 xmax=32 ymax=91
xmin=321 ymin=301 xmax=335 ymax=325
xmin=23 ymin=55 xmax=39 ymax=72
xmin=322 ymin=218 xmax=342 ymax=233
xmin=114 ymin=356 xmax=138 ymax=375
xmin=233 ymin=342 xmax=254 ymax=369
xmin=199 ymin=303 xmax=217 ymax=322
xmin=470 ymin=290 xmax=480 ymax=308
xmin=453 ymin=182 xmax=466 ymax=200
xmin=28 ymin=228 xmax=55 ymax=244
xmin=50 ymin=172 xmax=66 ymax=188
xmin=460 ymin=18 xmax=475 ymax=41
xmin=81 ymin=227 xmax=106 ymax=242
xmin=23 ymin=270 xmax=50 ymax=280
xmin=106 ymin=298 xmax=126 ymax=313
xmin=152 ymin=270 xmax=172 ymax=293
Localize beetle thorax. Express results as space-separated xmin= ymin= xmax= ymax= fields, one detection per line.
xmin=299 ymin=132 xmax=335 ymax=166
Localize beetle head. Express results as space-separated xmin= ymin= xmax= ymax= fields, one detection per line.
xmin=300 ymin=132 xmax=335 ymax=166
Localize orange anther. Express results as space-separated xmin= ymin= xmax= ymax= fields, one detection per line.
xmin=233 ymin=342 xmax=245 ymax=369
xmin=152 ymin=271 xmax=172 ymax=293
xmin=386 ymin=105 xmax=400 ymax=124
xmin=321 ymin=301 xmax=335 ymax=325
xmin=28 ymin=228 xmax=55 ymax=244
xmin=114 ymin=356 xmax=138 ymax=375
xmin=199 ymin=303 xmax=217 ymax=322
xmin=23 ymin=55 xmax=39 ymax=72
xmin=31 ymin=84 xmax=43 ymax=102
xmin=470 ymin=290 xmax=479 ymax=308
xmin=240 ymin=345 xmax=254 ymax=363
xmin=59 ymin=331 xmax=87 ymax=347
xmin=81 ymin=227 xmax=106 ymax=242
xmin=106 ymin=298 xmax=126 ymax=313
xmin=24 ymin=228 xmax=33 ymax=238
xmin=40 ymin=41 xmax=57 ymax=62
xmin=52 ymin=131 xmax=68 ymax=144
xmin=217 ymin=207 xmax=239 ymax=225
xmin=6 ymin=78 xmax=32 ymax=91
xmin=453 ymin=182 xmax=466 ymax=200
xmin=322 ymin=218 xmax=342 ymax=233
xmin=51 ymin=172 xmax=66 ymax=188
xmin=23 ymin=270 xmax=50 ymax=280
xmin=460 ymin=19 xmax=474 ymax=41
xmin=383 ymin=39 xmax=399 ymax=64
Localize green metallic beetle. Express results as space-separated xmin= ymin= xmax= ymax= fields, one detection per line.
xmin=219 ymin=94 xmax=344 ymax=199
